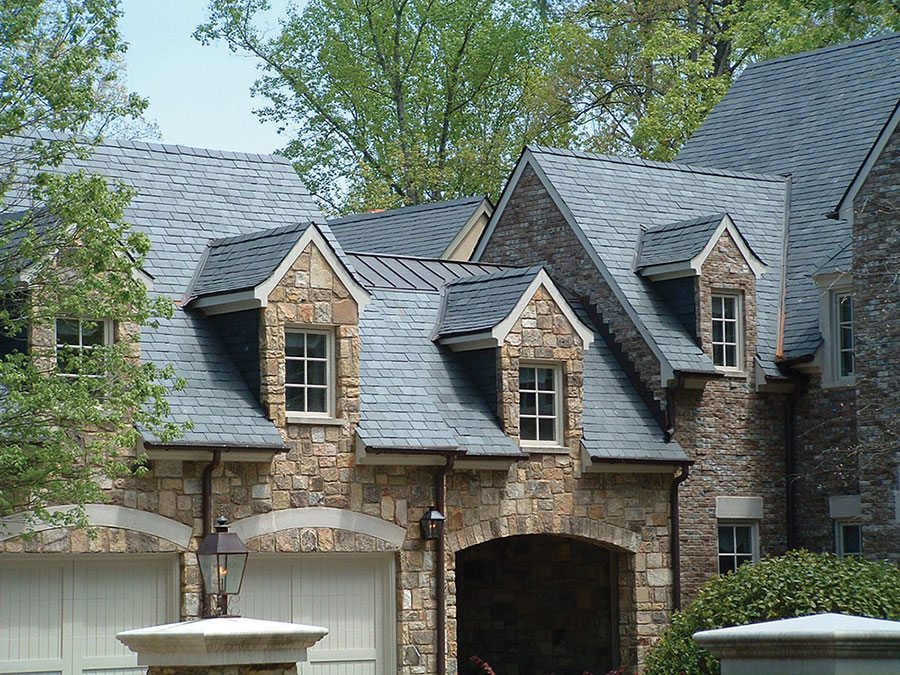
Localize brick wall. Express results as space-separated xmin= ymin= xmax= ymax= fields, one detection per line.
xmin=853 ymin=124 xmax=900 ymax=561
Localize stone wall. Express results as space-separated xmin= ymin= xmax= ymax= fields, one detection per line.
xmin=853 ymin=124 xmax=900 ymax=561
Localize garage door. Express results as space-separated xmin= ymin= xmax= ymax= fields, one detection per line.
xmin=0 ymin=556 xmax=177 ymax=675
xmin=238 ymin=554 xmax=395 ymax=675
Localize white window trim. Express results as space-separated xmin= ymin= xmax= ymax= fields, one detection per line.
xmin=518 ymin=362 xmax=565 ymax=450
xmin=53 ymin=317 xmax=114 ymax=377
xmin=828 ymin=290 xmax=856 ymax=387
xmin=284 ymin=326 xmax=336 ymax=421
xmin=834 ymin=520 xmax=863 ymax=557
xmin=710 ymin=292 xmax=744 ymax=373
xmin=717 ymin=521 xmax=759 ymax=574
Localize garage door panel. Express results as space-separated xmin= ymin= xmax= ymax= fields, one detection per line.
xmin=302 ymin=661 xmax=375 ymax=675
xmin=0 ymin=561 xmax=66 ymax=669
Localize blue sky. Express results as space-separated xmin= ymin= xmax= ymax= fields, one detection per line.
xmin=120 ymin=0 xmax=294 ymax=154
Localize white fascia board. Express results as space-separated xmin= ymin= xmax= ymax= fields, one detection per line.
xmin=441 ymin=198 xmax=493 ymax=260
xmin=813 ymin=270 xmax=852 ymax=288
xmin=439 ymin=333 xmax=497 ymax=351
xmin=189 ymin=290 xmax=259 ymax=315
xmin=254 ymin=223 xmax=370 ymax=310
xmin=836 ymin=102 xmax=900 ymax=222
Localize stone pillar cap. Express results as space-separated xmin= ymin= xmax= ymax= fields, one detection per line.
xmin=694 ymin=613 xmax=900 ymax=660
xmin=117 ymin=617 xmax=329 ymax=667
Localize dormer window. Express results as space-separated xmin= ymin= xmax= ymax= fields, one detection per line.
xmin=833 ymin=291 xmax=854 ymax=380
xmin=519 ymin=364 xmax=562 ymax=445
xmin=285 ymin=329 xmax=332 ymax=416
xmin=55 ymin=318 xmax=112 ymax=376
xmin=711 ymin=293 xmax=743 ymax=370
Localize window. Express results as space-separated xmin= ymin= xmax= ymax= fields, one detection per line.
xmin=55 ymin=318 xmax=112 ymax=376
xmin=285 ymin=329 xmax=332 ymax=416
xmin=519 ymin=364 xmax=561 ymax=445
xmin=717 ymin=523 xmax=757 ymax=574
xmin=711 ymin=293 xmax=743 ymax=370
xmin=833 ymin=292 xmax=854 ymax=380
xmin=835 ymin=521 xmax=862 ymax=557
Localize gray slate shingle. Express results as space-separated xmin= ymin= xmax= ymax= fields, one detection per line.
xmin=637 ymin=213 xmax=726 ymax=268
xmin=678 ymin=33 xmax=900 ymax=359
xmin=434 ymin=266 xmax=542 ymax=339
xmin=328 ymin=196 xmax=487 ymax=257
xmin=527 ymin=146 xmax=787 ymax=376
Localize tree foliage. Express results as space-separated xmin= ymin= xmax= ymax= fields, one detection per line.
xmin=196 ymin=0 xmax=580 ymax=213
xmin=645 ymin=550 xmax=900 ymax=674
xmin=0 ymin=0 xmax=184 ymax=531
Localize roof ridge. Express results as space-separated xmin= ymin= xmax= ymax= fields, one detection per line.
xmin=642 ymin=212 xmax=727 ymax=234
xmin=445 ymin=264 xmax=542 ymax=288
xmin=328 ymin=195 xmax=486 ymax=225
xmin=744 ymin=32 xmax=900 ymax=70
xmin=208 ymin=221 xmax=310 ymax=248
xmin=526 ymin=145 xmax=786 ymax=183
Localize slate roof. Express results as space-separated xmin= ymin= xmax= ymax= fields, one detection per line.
xmin=814 ymin=238 xmax=853 ymax=277
xmin=328 ymin=196 xmax=488 ymax=257
xmin=523 ymin=146 xmax=787 ymax=375
xmin=637 ymin=213 xmax=726 ymax=269
xmin=185 ymin=222 xmax=310 ymax=301
xmin=1 ymin=135 xmax=322 ymax=448
xmin=434 ymin=266 xmax=542 ymax=339
xmin=678 ymin=33 xmax=900 ymax=359
xmin=347 ymin=252 xmax=509 ymax=291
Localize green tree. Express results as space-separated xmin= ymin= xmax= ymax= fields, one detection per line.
xmin=196 ymin=0 xmax=580 ymax=213
xmin=0 ymin=0 xmax=184 ymax=531
xmin=559 ymin=0 xmax=900 ymax=160
xmin=645 ymin=550 xmax=900 ymax=674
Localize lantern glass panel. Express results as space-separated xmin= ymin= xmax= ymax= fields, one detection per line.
xmin=222 ymin=552 xmax=247 ymax=594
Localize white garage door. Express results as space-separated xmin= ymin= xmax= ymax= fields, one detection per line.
xmin=0 ymin=556 xmax=177 ymax=675
xmin=238 ymin=554 xmax=396 ymax=675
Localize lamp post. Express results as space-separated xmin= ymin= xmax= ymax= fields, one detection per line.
xmin=420 ymin=505 xmax=445 ymax=541
xmin=197 ymin=515 xmax=249 ymax=617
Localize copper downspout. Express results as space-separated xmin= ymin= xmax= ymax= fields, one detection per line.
xmin=435 ymin=455 xmax=454 ymax=675
xmin=200 ymin=448 xmax=222 ymax=617
xmin=670 ymin=464 xmax=690 ymax=610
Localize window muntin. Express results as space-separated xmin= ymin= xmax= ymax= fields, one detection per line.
xmin=835 ymin=521 xmax=862 ymax=557
xmin=519 ymin=365 xmax=561 ymax=444
xmin=55 ymin=318 xmax=111 ymax=376
xmin=711 ymin=294 xmax=742 ymax=370
xmin=717 ymin=523 xmax=757 ymax=574
xmin=285 ymin=329 xmax=332 ymax=415
xmin=834 ymin=292 xmax=854 ymax=379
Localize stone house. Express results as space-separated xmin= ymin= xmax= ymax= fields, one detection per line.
xmin=0 ymin=32 xmax=897 ymax=675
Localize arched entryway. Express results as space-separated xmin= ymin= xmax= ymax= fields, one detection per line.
xmin=456 ymin=534 xmax=617 ymax=675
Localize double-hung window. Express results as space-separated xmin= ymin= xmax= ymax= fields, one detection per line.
xmin=833 ymin=292 xmax=854 ymax=381
xmin=711 ymin=293 xmax=743 ymax=370
xmin=717 ymin=523 xmax=757 ymax=574
xmin=835 ymin=521 xmax=862 ymax=557
xmin=519 ymin=364 xmax=562 ymax=445
xmin=55 ymin=318 xmax=112 ymax=377
xmin=285 ymin=329 xmax=332 ymax=416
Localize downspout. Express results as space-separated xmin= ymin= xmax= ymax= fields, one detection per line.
xmin=435 ymin=454 xmax=454 ymax=675
xmin=670 ymin=463 xmax=690 ymax=611
xmin=200 ymin=449 xmax=222 ymax=617
xmin=784 ymin=373 xmax=808 ymax=550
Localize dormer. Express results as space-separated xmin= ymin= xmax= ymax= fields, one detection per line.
xmin=811 ymin=238 xmax=855 ymax=387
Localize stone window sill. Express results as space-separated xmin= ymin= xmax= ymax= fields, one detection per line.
xmin=285 ymin=414 xmax=345 ymax=426
xmin=716 ymin=368 xmax=748 ymax=379
xmin=521 ymin=444 xmax=570 ymax=455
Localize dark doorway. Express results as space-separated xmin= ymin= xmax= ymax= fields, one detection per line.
xmin=456 ymin=534 xmax=615 ymax=675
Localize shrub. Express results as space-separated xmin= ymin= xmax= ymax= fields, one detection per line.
xmin=645 ymin=550 xmax=900 ymax=674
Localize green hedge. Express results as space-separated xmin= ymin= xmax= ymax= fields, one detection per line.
xmin=645 ymin=550 xmax=900 ymax=674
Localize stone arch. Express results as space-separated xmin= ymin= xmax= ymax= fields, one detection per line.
xmin=230 ymin=507 xmax=407 ymax=549
xmin=0 ymin=504 xmax=193 ymax=548
xmin=446 ymin=514 xmax=642 ymax=554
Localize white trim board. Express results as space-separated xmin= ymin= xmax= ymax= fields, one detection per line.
xmin=230 ymin=507 xmax=407 ymax=548
xmin=0 ymin=504 xmax=193 ymax=547
xmin=441 ymin=198 xmax=493 ymax=260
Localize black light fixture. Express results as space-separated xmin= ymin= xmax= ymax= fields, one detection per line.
xmin=197 ymin=515 xmax=249 ymax=617
xmin=420 ymin=506 xmax=446 ymax=541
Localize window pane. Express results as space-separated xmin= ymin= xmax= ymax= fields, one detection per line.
xmin=724 ymin=321 xmax=736 ymax=344
xmin=520 ymin=417 xmax=536 ymax=441
xmin=286 ymin=360 xmax=305 ymax=384
xmin=307 ymin=360 xmax=327 ymax=386
xmin=713 ymin=344 xmax=725 ymax=367
xmin=723 ymin=297 xmax=735 ymax=320
xmin=840 ymin=326 xmax=853 ymax=350
xmin=81 ymin=320 xmax=103 ymax=346
xmin=843 ymin=524 xmax=862 ymax=555
xmin=56 ymin=319 xmax=80 ymax=346
xmin=537 ymin=368 xmax=555 ymax=391
xmin=725 ymin=345 xmax=737 ymax=368
xmin=285 ymin=332 xmax=305 ymax=357
xmin=712 ymin=321 xmax=724 ymax=343
xmin=520 ymin=391 xmax=536 ymax=416
xmin=841 ymin=352 xmax=854 ymax=377
xmin=519 ymin=367 xmax=535 ymax=390
xmin=719 ymin=557 xmax=735 ymax=575
xmin=736 ymin=555 xmax=754 ymax=569
xmin=712 ymin=297 xmax=723 ymax=319
xmin=538 ymin=393 xmax=554 ymax=416
xmin=285 ymin=387 xmax=304 ymax=411
xmin=839 ymin=295 xmax=852 ymax=323
xmin=718 ymin=527 xmax=734 ymax=554
xmin=307 ymin=387 xmax=327 ymax=413
xmin=307 ymin=333 xmax=326 ymax=358
xmin=734 ymin=526 xmax=752 ymax=554
xmin=538 ymin=418 xmax=556 ymax=442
